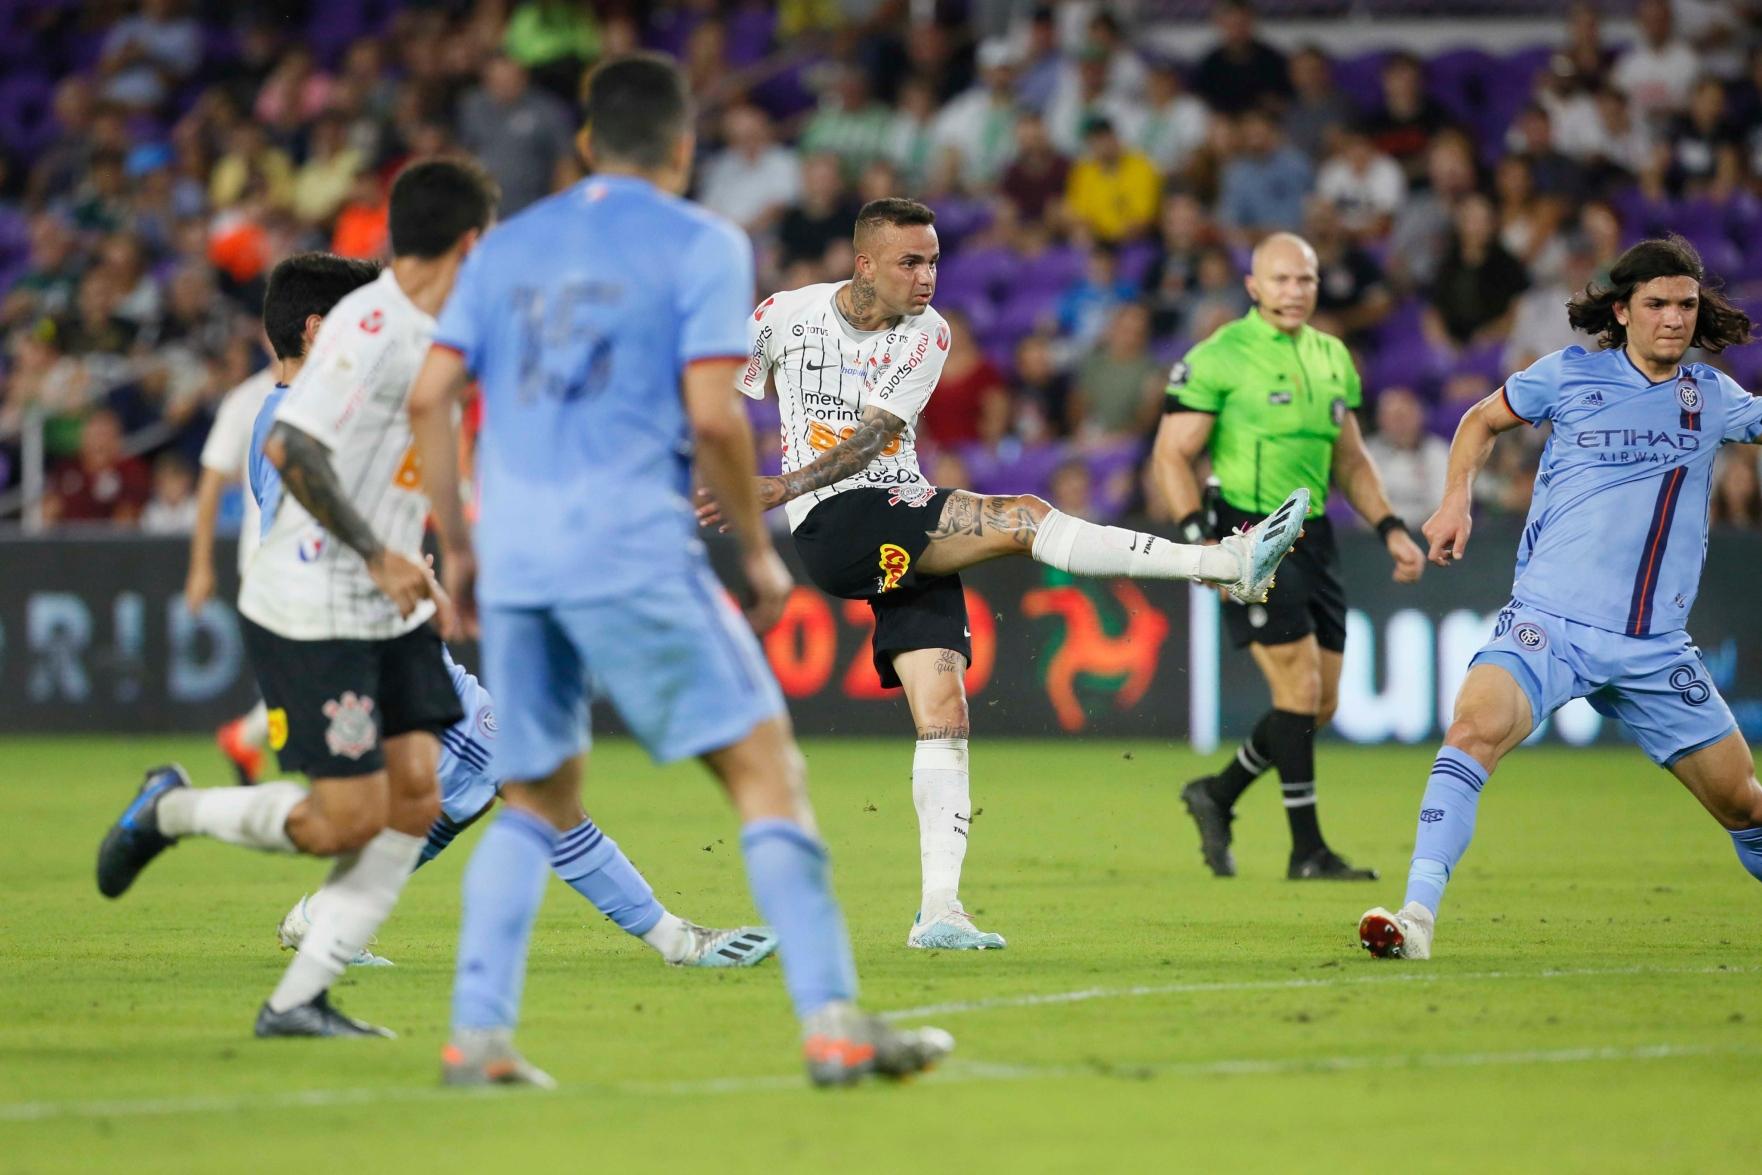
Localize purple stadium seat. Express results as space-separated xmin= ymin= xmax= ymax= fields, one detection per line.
xmin=725 ymin=6 xmax=775 ymax=67
xmin=1331 ymin=52 xmax=1390 ymax=118
xmin=0 ymin=72 xmax=53 ymax=156
xmin=1116 ymin=240 xmax=1156 ymax=287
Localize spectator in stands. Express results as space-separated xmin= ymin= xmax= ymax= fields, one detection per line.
xmin=1504 ymin=243 xmax=1598 ymax=374
xmin=140 ymin=450 xmax=197 ymax=534
xmin=999 ymin=113 xmax=1069 ymax=224
xmin=777 ymin=154 xmax=855 ymax=271
xmin=1057 ymin=242 xmax=1136 ymax=353
xmin=1431 ymin=371 xmax=1495 ymax=439
xmin=1141 ymin=191 xmax=1211 ymax=338
xmin=1135 ymin=61 xmax=1209 ymax=178
xmin=1085 ymin=10 xmax=1150 ymax=104
xmin=293 ymin=114 xmax=366 ymax=228
xmin=1011 ymin=332 xmax=1071 ymax=442
xmin=1048 ymin=457 xmax=1099 ymax=521
xmin=28 ymin=79 xmax=98 ymax=207
xmin=1307 ymin=200 xmax=1392 ymax=344
xmin=932 ymin=40 xmax=1023 ymax=193
xmin=209 ymin=123 xmax=293 ymax=211
xmin=1611 ymin=0 xmax=1700 ymax=128
xmin=457 ymin=54 xmax=573 ymax=216
xmin=42 ymin=408 xmax=150 ymax=526
xmin=1071 ymin=303 xmax=1163 ymax=443
xmin=254 ymin=46 xmax=334 ymax=138
xmin=700 ymin=104 xmax=801 ymax=236
xmin=69 ymin=150 xmax=131 ymax=236
xmin=1363 ymin=386 xmax=1448 ymax=525
xmin=887 ymin=77 xmax=941 ymax=191
xmin=503 ymin=0 xmax=601 ymax=102
xmin=1284 ymin=46 xmax=1353 ymax=161
xmin=1503 ymin=104 xmax=1583 ymax=200
xmin=1711 ymin=449 xmax=1762 ymax=528
xmin=1365 ymin=52 xmax=1451 ymax=185
xmin=1492 ymin=155 xmax=1567 ymax=283
xmin=1667 ymin=78 xmax=1741 ymax=199
xmin=156 ymin=264 xmax=235 ymax=357
xmin=1192 ymin=0 xmax=1291 ymax=116
xmin=97 ymin=0 xmax=202 ymax=112
xmin=1577 ymin=199 xmax=1626 ymax=281
xmin=331 ymin=168 xmax=389 ymax=259
xmin=1314 ymin=121 xmax=1403 ymax=242
xmin=1216 ymin=108 xmax=1311 ymax=244
xmin=801 ymin=65 xmax=894 ymax=178
xmin=1425 ymin=193 xmax=1529 ymax=349
xmin=94 ymin=232 xmax=160 ymax=335
xmin=1 ymin=320 xmax=88 ymax=447
xmin=918 ymin=310 xmax=1009 ymax=448
xmin=9 ymin=214 xmax=84 ymax=326
xmin=1185 ymin=246 xmax=1252 ymax=340
xmin=1388 ymin=130 xmax=1478 ymax=293
xmin=1065 ymin=117 xmax=1160 ymax=244
xmin=65 ymin=270 xmax=138 ymax=360
xmin=1047 ymin=43 xmax=1145 ymax=157
xmin=1013 ymin=6 xmax=1063 ymax=115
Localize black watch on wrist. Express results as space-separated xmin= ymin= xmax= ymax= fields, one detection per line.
xmin=1177 ymin=510 xmax=1209 ymax=544
xmin=1376 ymin=514 xmax=1408 ymax=541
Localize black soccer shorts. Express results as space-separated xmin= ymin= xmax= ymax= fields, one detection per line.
xmin=1215 ymin=504 xmax=1348 ymax=653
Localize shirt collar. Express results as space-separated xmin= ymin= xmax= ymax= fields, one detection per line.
xmin=1242 ymin=307 xmax=1304 ymax=345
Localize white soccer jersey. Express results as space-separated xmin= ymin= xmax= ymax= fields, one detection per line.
xmin=238 ymin=268 xmax=436 ymax=641
xmin=199 ymin=367 xmax=277 ymax=578
xmin=737 ymin=282 xmax=950 ymax=530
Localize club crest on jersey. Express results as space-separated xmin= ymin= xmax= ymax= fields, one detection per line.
xmin=266 ymin=708 xmax=289 ymax=751
xmin=359 ymin=309 xmax=384 ymax=334
xmin=878 ymin=543 xmax=911 ymax=592
xmin=1512 ymin=622 xmax=1547 ymax=651
xmin=297 ymin=527 xmax=327 ymax=563
xmin=754 ymin=295 xmax=775 ymax=321
xmin=888 ymin=485 xmax=937 ymax=508
xmin=935 ymin=323 xmax=950 ymax=351
xmin=322 ymin=692 xmax=377 ymax=760
xmin=477 ymin=705 xmax=498 ymax=739
xmin=1676 ymin=379 xmax=1701 ymax=412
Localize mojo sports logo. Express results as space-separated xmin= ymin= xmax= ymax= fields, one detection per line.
xmin=878 ymin=543 xmax=911 ymax=592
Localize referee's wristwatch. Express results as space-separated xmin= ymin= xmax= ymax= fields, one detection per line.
xmin=1177 ymin=510 xmax=1209 ymax=545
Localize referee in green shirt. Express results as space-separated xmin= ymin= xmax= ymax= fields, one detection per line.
xmin=1153 ymin=233 xmax=1426 ymax=880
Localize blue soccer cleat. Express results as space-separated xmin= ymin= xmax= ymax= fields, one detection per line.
xmin=96 ymin=765 xmax=189 ymax=898
xmin=906 ymin=902 xmax=1006 ymax=950
xmin=672 ymin=922 xmax=779 ymax=968
xmin=1217 ymin=486 xmax=1309 ymax=605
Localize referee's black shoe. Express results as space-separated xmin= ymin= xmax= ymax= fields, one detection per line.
xmin=1180 ymin=778 xmax=1236 ymax=878
xmin=1288 ymin=846 xmax=1379 ymax=881
xmin=96 ymin=764 xmax=188 ymax=898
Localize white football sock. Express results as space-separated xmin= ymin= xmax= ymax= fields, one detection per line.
xmin=913 ymin=738 xmax=970 ymax=915
xmin=1030 ymin=508 xmax=1237 ymax=582
xmin=156 ymin=782 xmax=303 ymax=852
xmin=267 ymin=828 xmax=423 ymax=1013
xmin=640 ymin=911 xmax=692 ymax=962
xmin=240 ymin=700 xmax=271 ymax=747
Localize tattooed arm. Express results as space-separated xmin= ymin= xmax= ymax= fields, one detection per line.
xmin=265 ymin=421 xmax=431 ymax=617
xmin=758 ymin=403 xmax=906 ymax=510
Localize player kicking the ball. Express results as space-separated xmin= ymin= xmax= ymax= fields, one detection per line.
xmin=1359 ymin=236 xmax=1762 ymax=961
xmin=704 ymin=197 xmax=1308 ymax=950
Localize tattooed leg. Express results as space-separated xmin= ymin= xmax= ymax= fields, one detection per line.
xmin=919 ymin=492 xmax=1049 ymax=575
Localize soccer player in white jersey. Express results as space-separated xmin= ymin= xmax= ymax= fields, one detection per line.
xmin=708 ymin=198 xmax=1309 ymax=950
xmin=97 ymin=160 xmax=498 ymax=1039
xmin=185 ymin=352 xmax=277 ymax=785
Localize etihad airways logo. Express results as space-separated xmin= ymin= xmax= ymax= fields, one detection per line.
xmin=1575 ymin=428 xmax=1700 ymax=451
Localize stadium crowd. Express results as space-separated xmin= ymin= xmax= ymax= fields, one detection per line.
xmin=3 ymin=0 xmax=1762 ymax=533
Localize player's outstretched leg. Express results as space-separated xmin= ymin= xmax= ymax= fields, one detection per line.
xmin=97 ymin=765 xmax=306 ymax=897
xmin=1665 ymin=730 xmax=1762 ymax=882
xmin=217 ymin=701 xmax=271 ymax=786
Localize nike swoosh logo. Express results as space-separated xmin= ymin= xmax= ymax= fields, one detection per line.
xmin=806 ymin=361 xmax=838 ymax=370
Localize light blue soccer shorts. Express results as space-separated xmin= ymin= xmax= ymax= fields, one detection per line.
xmin=479 ymin=562 xmax=786 ymax=780
xmin=437 ymin=651 xmax=500 ymax=823
xmin=1469 ymin=599 xmax=1737 ymax=767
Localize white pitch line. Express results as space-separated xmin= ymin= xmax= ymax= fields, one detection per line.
xmin=883 ymin=962 xmax=1760 ymax=1021
xmin=3 ymin=1041 xmax=1754 ymax=1124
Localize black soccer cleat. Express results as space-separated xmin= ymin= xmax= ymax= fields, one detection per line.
xmin=96 ymin=764 xmax=190 ymax=898
xmin=255 ymin=991 xmax=395 ymax=1039
xmin=1180 ymin=777 xmax=1237 ymax=878
xmin=1288 ymin=846 xmax=1379 ymax=881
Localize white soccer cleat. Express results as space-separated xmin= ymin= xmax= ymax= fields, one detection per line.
xmin=906 ymin=902 xmax=1006 ymax=950
xmin=1215 ymin=486 xmax=1309 ymax=604
xmin=277 ymin=894 xmax=395 ymax=967
xmin=671 ymin=922 xmax=779 ymax=968
xmin=1358 ymin=901 xmax=1434 ymax=960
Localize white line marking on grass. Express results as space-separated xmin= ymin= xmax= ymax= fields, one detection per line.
xmin=883 ymin=963 xmax=1760 ymax=1021
xmin=3 ymin=1041 xmax=1755 ymax=1123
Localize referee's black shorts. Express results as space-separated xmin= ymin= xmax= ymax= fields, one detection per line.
xmin=791 ymin=487 xmax=971 ymax=690
xmin=1216 ymin=503 xmax=1347 ymax=653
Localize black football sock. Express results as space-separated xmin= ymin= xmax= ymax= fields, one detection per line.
xmin=1264 ymin=708 xmax=1324 ymax=857
xmin=1207 ymin=711 xmax=1274 ymax=809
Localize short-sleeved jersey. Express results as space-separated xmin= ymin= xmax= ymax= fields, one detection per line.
xmin=238 ymin=268 xmax=438 ymax=640
xmin=738 ymin=282 xmax=951 ymax=530
xmin=1167 ymin=309 xmax=1361 ymax=518
xmin=432 ymin=174 xmax=755 ymax=606
xmin=199 ymin=368 xmax=277 ymax=578
xmin=1503 ymin=345 xmax=1762 ymax=636
xmin=247 ymin=383 xmax=289 ymax=539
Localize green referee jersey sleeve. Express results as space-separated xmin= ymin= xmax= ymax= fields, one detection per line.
xmin=1165 ymin=310 xmax=1360 ymax=518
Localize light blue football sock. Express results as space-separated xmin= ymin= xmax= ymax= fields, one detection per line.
xmin=740 ymin=819 xmax=857 ymax=1019
xmin=1729 ymin=826 xmax=1762 ymax=882
xmin=550 ymin=818 xmax=665 ymax=937
xmin=415 ymin=813 xmax=464 ymax=869
xmin=1404 ymin=746 xmax=1489 ymax=916
xmin=450 ymin=807 xmax=558 ymax=1032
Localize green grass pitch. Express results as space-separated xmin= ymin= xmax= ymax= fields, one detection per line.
xmin=2 ymin=734 xmax=1757 ymax=1174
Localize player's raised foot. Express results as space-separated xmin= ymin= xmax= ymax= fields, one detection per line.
xmin=96 ymin=764 xmax=189 ymax=898
xmin=1358 ymin=902 xmax=1434 ymax=960
xmin=801 ymin=1001 xmax=954 ymax=1088
xmin=254 ymin=991 xmax=394 ymax=1039
xmin=1288 ymin=846 xmax=1380 ymax=881
xmin=1180 ymin=777 xmax=1236 ymax=877
xmin=216 ymin=718 xmax=263 ymax=787
xmin=276 ymin=894 xmax=395 ymax=967
xmin=671 ymin=922 xmax=779 ymax=968
xmin=441 ymin=1028 xmax=557 ymax=1089
xmin=906 ymin=902 xmax=1007 ymax=950
xmin=1215 ymin=486 xmax=1309 ymax=605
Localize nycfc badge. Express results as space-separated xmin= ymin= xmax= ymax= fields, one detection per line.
xmin=1512 ymin=622 xmax=1547 ymax=651
xmin=1677 ymin=378 xmax=1701 ymax=412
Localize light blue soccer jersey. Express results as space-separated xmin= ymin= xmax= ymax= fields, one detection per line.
xmin=432 ymin=174 xmax=757 ymax=607
xmin=248 ymin=383 xmax=290 ymax=537
xmin=1502 ymin=346 xmax=1762 ymax=635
